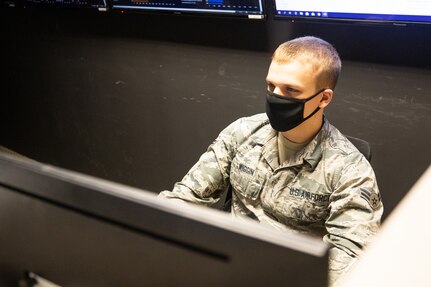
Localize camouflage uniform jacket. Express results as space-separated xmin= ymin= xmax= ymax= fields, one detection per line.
xmin=159 ymin=113 xmax=383 ymax=286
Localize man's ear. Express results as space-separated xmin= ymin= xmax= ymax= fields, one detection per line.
xmin=319 ymin=89 xmax=333 ymax=109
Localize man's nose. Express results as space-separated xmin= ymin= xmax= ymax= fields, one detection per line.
xmin=273 ymin=86 xmax=283 ymax=95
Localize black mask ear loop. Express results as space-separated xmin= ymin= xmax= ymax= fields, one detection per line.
xmin=301 ymin=89 xmax=325 ymax=120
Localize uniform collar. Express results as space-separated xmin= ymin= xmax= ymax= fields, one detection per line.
xmin=261 ymin=118 xmax=329 ymax=171
xmin=251 ymin=119 xmax=279 ymax=171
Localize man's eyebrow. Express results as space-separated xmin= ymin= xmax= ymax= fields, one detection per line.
xmin=288 ymin=86 xmax=303 ymax=93
xmin=265 ymin=78 xmax=303 ymax=92
xmin=278 ymin=84 xmax=302 ymax=92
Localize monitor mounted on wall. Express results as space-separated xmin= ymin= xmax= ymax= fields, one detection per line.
xmin=112 ymin=0 xmax=265 ymax=19
xmin=21 ymin=0 xmax=108 ymax=10
xmin=273 ymin=0 xmax=431 ymax=25
xmin=2 ymin=0 xmax=16 ymax=7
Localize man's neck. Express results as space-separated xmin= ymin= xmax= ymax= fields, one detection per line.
xmin=281 ymin=114 xmax=324 ymax=143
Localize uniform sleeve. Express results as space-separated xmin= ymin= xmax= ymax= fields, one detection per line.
xmin=158 ymin=120 xmax=240 ymax=206
xmin=323 ymin=155 xmax=383 ymax=287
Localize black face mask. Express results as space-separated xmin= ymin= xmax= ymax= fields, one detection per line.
xmin=265 ymin=89 xmax=325 ymax=132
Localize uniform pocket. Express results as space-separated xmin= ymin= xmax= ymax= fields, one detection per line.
xmin=230 ymin=165 xmax=265 ymax=200
xmin=230 ymin=145 xmax=265 ymax=201
xmin=281 ymin=186 xmax=330 ymax=222
xmin=264 ymin=178 xmax=330 ymax=224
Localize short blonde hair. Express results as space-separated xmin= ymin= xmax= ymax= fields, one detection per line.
xmin=272 ymin=36 xmax=342 ymax=90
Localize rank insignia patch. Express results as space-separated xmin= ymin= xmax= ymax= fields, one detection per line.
xmin=360 ymin=188 xmax=381 ymax=210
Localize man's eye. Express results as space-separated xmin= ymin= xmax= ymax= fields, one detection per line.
xmin=267 ymin=84 xmax=275 ymax=92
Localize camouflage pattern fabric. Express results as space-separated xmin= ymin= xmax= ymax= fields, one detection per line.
xmin=159 ymin=113 xmax=383 ymax=286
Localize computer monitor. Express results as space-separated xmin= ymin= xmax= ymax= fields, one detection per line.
xmin=21 ymin=0 xmax=108 ymax=10
xmin=273 ymin=0 xmax=431 ymax=25
xmin=0 ymin=153 xmax=328 ymax=287
xmin=2 ymin=0 xmax=16 ymax=7
xmin=111 ymin=0 xmax=265 ymax=19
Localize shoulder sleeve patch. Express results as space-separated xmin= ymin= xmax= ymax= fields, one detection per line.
xmin=360 ymin=188 xmax=382 ymax=210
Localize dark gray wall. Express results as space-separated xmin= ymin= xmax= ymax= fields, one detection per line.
xmin=2 ymin=7 xmax=431 ymax=220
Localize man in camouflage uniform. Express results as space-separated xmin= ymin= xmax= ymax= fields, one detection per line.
xmin=159 ymin=36 xmax=383 ymax=286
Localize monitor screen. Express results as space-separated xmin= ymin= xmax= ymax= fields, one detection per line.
xmin=273 ymin=0 xmax=431 ymax=25
xmin=2 ymin=0 xmax=16 ymax=7
xmin=22 ymin=0 xmax=108 ymax=10
xmin=112 ymin=0 xmax=264 ymax=19
xmin=0 ymin=153 xmax=328 ymax=287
